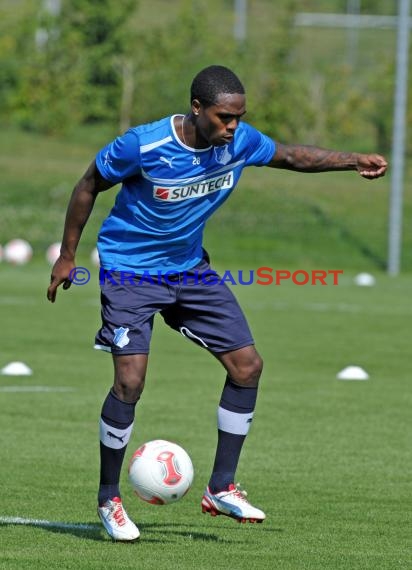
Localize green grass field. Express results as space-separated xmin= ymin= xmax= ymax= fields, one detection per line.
xmin=1 ymin=263 xmax=410 ymax=569
xmin=1 ymin=2 xmax=411 ymax=566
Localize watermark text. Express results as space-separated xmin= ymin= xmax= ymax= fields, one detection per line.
xmin=67 ymin=267 xmax=343 ymax=287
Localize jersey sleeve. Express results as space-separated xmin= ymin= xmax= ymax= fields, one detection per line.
xmin=241 ymin=123 xmax=276 ymax=167
xmin=95 ymin=129 xmax=142 ymax=183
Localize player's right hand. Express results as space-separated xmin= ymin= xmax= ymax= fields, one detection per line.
xmin=356 ymin=154 xmax=388 ymax=179
xmin=47 ymin=256 xmax=76 ymax=303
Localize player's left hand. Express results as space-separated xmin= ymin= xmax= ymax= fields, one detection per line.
xmin=47 ymin=255 xmax=76 ymax=303
xmin=356 ymin=154 xmax=388 ymax=179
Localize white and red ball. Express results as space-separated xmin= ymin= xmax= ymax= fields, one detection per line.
xmin=129 ymin=440 xmax=194 ymax=505
xmin=90 ymin=247 xmax=100 ymax=267
xmin=46 ymin=242 xmax=62 ymax=265
xmin=4 ymin=239 xmax=33 ymax=265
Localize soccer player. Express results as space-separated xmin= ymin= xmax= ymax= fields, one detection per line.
xmin=47 ymin=65 xmax=387 ymax=541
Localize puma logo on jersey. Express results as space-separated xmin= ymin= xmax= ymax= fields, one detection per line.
xmin=160 ymin=156 xmax=177 ymax=168
xmin=103 ymin=151 xmax=112 ymax=166
xmin=154 ymin=171 xmax=234 ymax=202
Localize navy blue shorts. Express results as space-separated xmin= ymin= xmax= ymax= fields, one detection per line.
xmin=94 ymin=256 xmax=254 ymax=355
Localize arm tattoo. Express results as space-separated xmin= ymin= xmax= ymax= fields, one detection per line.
xmin=274 ymin=144 xmax=358 ymax=173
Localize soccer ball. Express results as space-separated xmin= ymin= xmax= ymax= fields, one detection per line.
xmin=46 ymin=242 xmax=61 ymax=265
xmin=90 ymin=247 xmax=100 ymax=267
xmin=4 ymin=239 xmax=33 ymax=265
xmin=128 ymin=440 xmax=194 ymax=505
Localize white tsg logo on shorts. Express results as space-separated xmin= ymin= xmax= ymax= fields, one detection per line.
xmin=154 ymin=171 xmax=234 ymax=202
xmin=113 ymin=327 xmax=130 ymax=348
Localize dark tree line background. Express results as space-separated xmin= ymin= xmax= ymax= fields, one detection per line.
xmin=0 ymin=0 xmax=409 ymax=154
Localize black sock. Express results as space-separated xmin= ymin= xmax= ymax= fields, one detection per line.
xmin=98 ymin=389 xmax=137 ymax=505
xmin=208 ymin=378 xmax=258 ymax=494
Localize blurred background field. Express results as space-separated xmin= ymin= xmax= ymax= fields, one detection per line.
xmin=0 ymin=264 xmax=411 ymax=569
xmin=0 ymin=0 xmax=411 ymax=271
xmin=0 ymin=124 xmax=404 ymax=271
xmin=0 ymin=1 xmax=411 ymax=569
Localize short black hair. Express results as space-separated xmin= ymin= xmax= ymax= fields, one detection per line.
xmin=190 ymin=65 xmax=245 ymax=107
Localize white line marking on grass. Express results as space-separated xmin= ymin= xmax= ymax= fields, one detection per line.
xmin=304 ymin=302 xmax=362 ymax=313
xmin=244 ymin=300 xmax=412 ymax=316
xmin=0 ymin=386 xmax=75 ymax=393
xmin=0 ymin=297 xmax=37 ymax=306
xmin=0 ymin=516 xmax=100 ymax=531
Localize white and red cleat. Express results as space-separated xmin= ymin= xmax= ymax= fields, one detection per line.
xmin=201 ymin=484 xmax=265 ymax=523
xmin=97 ymin=497 xmax=140 ymax=541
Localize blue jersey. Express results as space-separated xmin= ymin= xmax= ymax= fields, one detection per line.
xmin=95 ymin=115 xmax=275 ymax=273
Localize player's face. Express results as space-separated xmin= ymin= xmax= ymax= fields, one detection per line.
xmin=193 ymin=93 xmax=246 ymax=147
